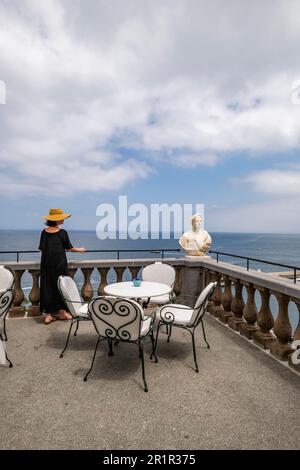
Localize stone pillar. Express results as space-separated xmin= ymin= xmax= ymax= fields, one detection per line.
xmin=207 ymin=271 xmax=217 ymax=314
xmin=205 ymin=270 xmax=215 ymax=312
xmin=128 ymin=266 xmax=141 ymax=280
xmin=180 ymin=265 xmax=204 ymax=308
xmin=253 ymin=288 xmax=275 ymax=349
xmin=97 ymin=267 xmax=110 ymax=295
xmin=239 ymin=283 xmax=259 ymax=339
xmin=28 ymin=269 xmax=40 ymax=317
xmin=228 ymin=278 xmax=245 ymax=331
xmin=10 ymin=270 xmax=25 ymax=317
xmin=219 ymin=275 xmax=233 ymax=323
xmin=81 ymin=268 xmax=94 ymax=302
xmin=270 ymin=293 xmax=292 ymax=361
xmin=115 ymin=267 xmax=126 ymax=283
xmin=68 ymin=267 xmax=77 ymax=279
xmin=289 ymin=302 xmax=300 ymax=372
xmin=208 ymin=272 xmax=224 ymax=318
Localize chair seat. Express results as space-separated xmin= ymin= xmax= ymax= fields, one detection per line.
xmin=156 ymin=304 xmax=193 ymax=325
xmin=76 ymin=303 xmax=90 ymax=319
xmin=141 ymin=316 xmax=152 ymax=336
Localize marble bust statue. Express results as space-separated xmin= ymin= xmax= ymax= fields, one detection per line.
xmin=179 ymin=213 xmax=212 ymax=256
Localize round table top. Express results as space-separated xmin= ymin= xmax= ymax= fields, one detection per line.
xmin=104 ymin=281 xmax=171 ymax=299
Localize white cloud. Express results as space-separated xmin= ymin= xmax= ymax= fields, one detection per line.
xmin=243 ymin=169 xmax=300 ymax=196
xmin=172 ymin=153 xmax=218 ymax=168
xmin=208 ymin=198 xmax=300 ymax=234
xmin=1 ymin=0 xmax=300 ymax=197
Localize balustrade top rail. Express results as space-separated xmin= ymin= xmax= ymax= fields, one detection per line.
xmin=209 ymin=250 xmax=300 ymax=284
xmin=2 ymin=248 xmax=298 ymax=283
xmin=0 ymin=248 xmax=181 ymax=262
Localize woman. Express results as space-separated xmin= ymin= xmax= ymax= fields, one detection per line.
xmin=39 ymin=208 xmax=86 ymax=324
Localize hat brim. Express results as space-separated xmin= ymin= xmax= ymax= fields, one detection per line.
xmin=42 ymin=213 xmax=71 ymax=221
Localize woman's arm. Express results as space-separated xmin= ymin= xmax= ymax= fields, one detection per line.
xmin=68 ymin=247 xmax=86 ymax=253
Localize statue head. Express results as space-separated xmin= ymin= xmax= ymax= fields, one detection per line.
xmin=191 ymin=213 xmax=202 ymax=231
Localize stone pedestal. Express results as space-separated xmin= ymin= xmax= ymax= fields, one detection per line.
xmin=228 ymin=316 xmax=243 ymax=331
xmin=28 ymin=305 xmax=41 ymax=317
xmin=209 ymin=305 xmax=224 ymax=318
xmin=9 ymin=306 xmax=25 ymax=318
xmin=270 ymin=341 xmax=293 ymax=361
xmin=239 ymin=321 xmax=259 ymax=339
xmin=219 ymin=310 xmax=233 ymax=323
xmin=180 ymin=265 xmax=204 ymax=308
xmin=253 ymin=330 xmax=276 ymax=349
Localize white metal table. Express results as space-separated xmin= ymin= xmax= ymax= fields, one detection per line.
xmin=104 ymin=281 xmax=171 ymax=305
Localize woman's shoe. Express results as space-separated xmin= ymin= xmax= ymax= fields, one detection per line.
xmin=44 ymin=314 xmax=56 ymax=324
xmin=57 ymin=310 xmax=73 ymax=321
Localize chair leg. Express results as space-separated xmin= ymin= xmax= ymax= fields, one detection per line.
xmin=108 ymin=339 xmax=114 ymax=356
xmin=167 ymin=325 xmax=172 ymax=343
xmin=60 ymin=320 xmax=75 ymax=358
xmin=201 ymin=320 xmax=210 ymax=349
xmin=84 ymin=337 xmax=101 ymax=382
xmin=74 ymin=320 xmax=80 ymax=336
xmin=191 ymin=330 xmax=199 ymax=373
xmin=150 ymin=331 xmax=158 ymax=363
xmin=139 ymin=341 xmax=148 ymax=392
xmin=151 ymin=321 xmax=163 ymax=359
xmin=5 ymin=348 xmax=13 ymax=368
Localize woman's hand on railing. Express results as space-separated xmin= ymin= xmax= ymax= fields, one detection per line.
xmin=69 ymin=247 xmax=87 ymax=253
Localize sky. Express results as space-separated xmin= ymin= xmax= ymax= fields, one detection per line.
xmin=1 ymin=0 xmax=300 ymax=233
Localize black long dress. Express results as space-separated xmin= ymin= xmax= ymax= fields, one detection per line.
xmin=39 ymin=229 xmax=73 ymax=314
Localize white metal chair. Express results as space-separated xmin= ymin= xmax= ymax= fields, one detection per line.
xmin=57 ymin=275 xmax=90 ymax=358
xmin=141 ymin=262 xmax=176 ymax=305
xmin=85 ymin=296 xmax=157 ymax=392
xmin=0 ymin=265 xmax=15 ymax=290
xmin=152 ymin=282 xmax=217 ymax=373
xmin=0 ymin=288 xmax=15 ymax=367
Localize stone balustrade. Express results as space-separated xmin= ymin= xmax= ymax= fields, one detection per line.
xmin=3 ymin=256 xmax=300 ymax=374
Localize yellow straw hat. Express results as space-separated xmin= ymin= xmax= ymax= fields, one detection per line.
xmin=42 ymin=208 xmax=71 ymax=221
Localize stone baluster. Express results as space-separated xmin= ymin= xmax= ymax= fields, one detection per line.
xmin=206 ymin=270 xmax=216 ymax=314
xmin=10 ymin=270 xmax=25 ymax=317
xmin=128 ymin=266 xmax=141 ymax=280
xmin=270 ymin=293 xmax=292 ymax=361
xmin=209 ymin=272 xmax=224 ymax=318
xmin=81 ymin=268 xmax=94 ymax=302
xmin=28 ymin=269 xmax=40 ymax=317
xmin=289 ymin=301 xmax=300 ymax=371
xmin=219 ymin=275 xmax=233 ymax=323
xmin=228 ymin=278 xmax=245 ymax=331
xmin=115 ymin=267 xmax=126 ymax=283
xmin=253 ymin=288 xmax=275 ymax=349
xmin=97 ymin=267 xmax=110 ymax=295
xmin=293 ymin=304 xmax=300 ymax=343
xmin=239 ymin=283 xmax=259 ymax=339
xmin=68 ymin=267 xmax=77 ymax=279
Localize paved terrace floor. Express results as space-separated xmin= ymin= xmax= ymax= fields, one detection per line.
xmin=1 ymin=315 xmax=299 ymax=450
